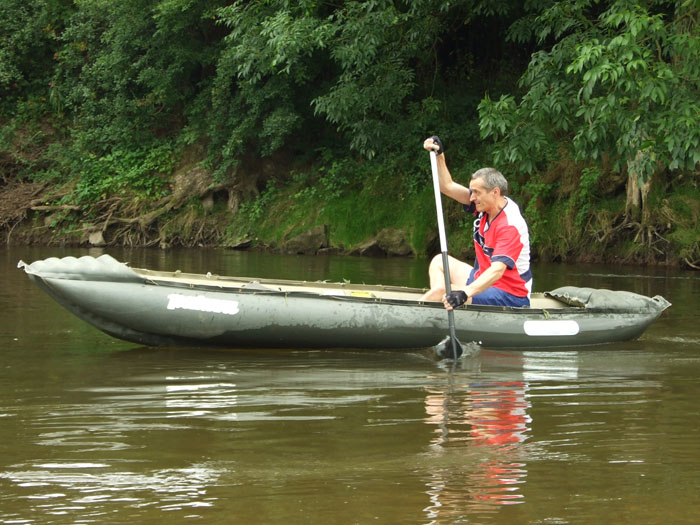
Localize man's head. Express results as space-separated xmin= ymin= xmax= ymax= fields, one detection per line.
xmin=469 ymin=168 xmax=508 ymax=216
xmin=471 ymin=168 xmax=508 ymax=194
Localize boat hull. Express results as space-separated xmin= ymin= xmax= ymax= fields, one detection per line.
xmin=20 ymin=255 xmax=671 ymax=351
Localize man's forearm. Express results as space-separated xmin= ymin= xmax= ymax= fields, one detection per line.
xmin=464 ymin=263 xmax=507 ymax=297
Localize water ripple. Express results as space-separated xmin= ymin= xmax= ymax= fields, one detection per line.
xmin=1 ymin=461 xmax=222 ymax=520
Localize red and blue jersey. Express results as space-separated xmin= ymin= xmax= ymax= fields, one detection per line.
xmin=464 ymin=198 xmax=532 ymax=298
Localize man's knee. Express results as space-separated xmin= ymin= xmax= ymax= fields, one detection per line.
xmin=428 ymin=253 xmax=443 ymax=271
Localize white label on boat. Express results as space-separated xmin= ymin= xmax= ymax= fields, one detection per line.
xmin=523 ymin=320 xmax=580 ymax=336
xmin=167 ymin=294 xmax=240 ymax=315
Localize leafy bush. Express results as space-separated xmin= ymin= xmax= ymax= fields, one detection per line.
xmin=71 ymin=143 xmax=177 ymax=203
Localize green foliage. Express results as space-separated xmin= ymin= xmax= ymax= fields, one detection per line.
xmin=666 ymin=186 xmax=700 ymax=260
xmin=572 ymin=166 xmax=602 ymax=226
xmin=520 ymin=175 xmax=557 ymax=246
xmin=479 ymin=0 xmax=700 ymax=182
xmin=51 ymin=0 xmax=220 ymax=153
xmin=2 ymin=0 xmax=528 ymax=185
xmin=239 ymin=178 xmax=279 ymax=223
xmin=309 ymin=2 xmax=419 ymax=158
xmin=209 ymin=0 xmax=525 ymax=166
xmin=0 ymin=0 xmax=72 ymax=111
xmin=71 ymin=143 xmax=177 ymax=203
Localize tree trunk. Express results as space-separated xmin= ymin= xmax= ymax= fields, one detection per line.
xmin=625 ymin=150 xmax=652 ymax=223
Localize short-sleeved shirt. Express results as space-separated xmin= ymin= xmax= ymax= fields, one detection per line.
xmin=464 ymin=197 xmax=532 ymax=299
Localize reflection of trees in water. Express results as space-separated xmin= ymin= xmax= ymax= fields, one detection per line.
xmin=423 ymin=380 xmax=531 ymax=521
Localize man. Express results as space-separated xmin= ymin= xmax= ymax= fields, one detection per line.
xmin=420 ymin=136 xmax=532 ymax=309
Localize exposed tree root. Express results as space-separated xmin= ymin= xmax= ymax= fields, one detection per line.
xmin=0 ymin=182 xmax=47 ymax=229
xmin=685 ymin=258 xmax=700 ymax=270
xmin=1 ymin=165 xmax=235 ymax=247
xmin=631 ymin=223 xmax=671 ymax=259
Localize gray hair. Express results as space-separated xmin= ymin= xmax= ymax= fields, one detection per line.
xmin=471 ymin=167 xmax=508 ymax=194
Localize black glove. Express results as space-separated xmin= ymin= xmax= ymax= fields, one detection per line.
xmin=431 ymin=135 xmax=444 ymax=155
xmin=445 ymin=290 xmax=468 ymax=308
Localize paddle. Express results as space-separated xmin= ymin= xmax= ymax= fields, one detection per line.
xmin=429 ymin=150 xmax=463 ymax=360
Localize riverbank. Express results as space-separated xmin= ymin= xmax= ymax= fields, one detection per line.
xmin=2 ymin=161 xmax=698 ymax=270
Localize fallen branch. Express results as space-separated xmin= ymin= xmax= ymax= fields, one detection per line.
xmin=30 ymin=204 xmax=81 ymax=211
xmin=5 ymin=220 xmax=18 ymax=246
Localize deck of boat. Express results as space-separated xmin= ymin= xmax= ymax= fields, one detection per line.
xmin=134 ymin=268 xmax=568 ymax=308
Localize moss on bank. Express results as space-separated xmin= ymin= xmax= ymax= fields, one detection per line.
xmin=213 ymin=162 xmax=699 ymax=267
xmin=221 ymin=173 xmax=444 ymax=255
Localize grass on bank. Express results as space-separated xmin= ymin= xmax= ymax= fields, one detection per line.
xmin=222 ymin=165 xmax=467 ymax=257
xmin=220 ymin=160 xmax=699 ymax=266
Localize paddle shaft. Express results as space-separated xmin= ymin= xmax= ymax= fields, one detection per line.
xmin=429 ymin=151 xmax=460 ymax=359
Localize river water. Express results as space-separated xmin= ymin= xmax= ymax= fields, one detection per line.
xmin=2 ymin=247 xmax=699 ymax=524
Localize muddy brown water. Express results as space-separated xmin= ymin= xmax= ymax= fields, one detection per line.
xmin=2 ymin=247 xmax=699 ymax=524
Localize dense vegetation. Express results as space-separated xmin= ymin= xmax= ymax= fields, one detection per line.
xmin=1 ymin=0 xmax=698 ymax=267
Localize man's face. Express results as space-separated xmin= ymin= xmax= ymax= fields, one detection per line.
xmin=469 ymin=178 xmax=500 ymax=215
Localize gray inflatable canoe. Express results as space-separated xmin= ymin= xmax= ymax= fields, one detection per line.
xmin=19 ymin=255 xmax=671 ymax=351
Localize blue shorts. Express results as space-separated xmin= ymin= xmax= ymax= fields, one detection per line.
xmin=467 ymin=268 xmax=530 ymax=307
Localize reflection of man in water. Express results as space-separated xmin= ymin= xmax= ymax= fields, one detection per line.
xmin=469 ymin=381 xmax=531 ymax=447
xmin=424 ymin=381 xmax=531 ymax=447
xmin=423 ymin=380 xmax=531 ymax=517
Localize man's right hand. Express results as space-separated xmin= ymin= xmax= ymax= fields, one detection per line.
xmin=424 ymin=136 xmax=444 ymax=155
xmin=444 ymin=290 xmax=468 ymax=310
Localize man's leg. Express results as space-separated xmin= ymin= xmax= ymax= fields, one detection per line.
xmin=419 ymin=254 xmax=473 ymax=302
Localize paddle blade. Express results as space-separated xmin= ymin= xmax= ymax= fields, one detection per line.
xmin=433 ymin=336 xmax=463 ymax=360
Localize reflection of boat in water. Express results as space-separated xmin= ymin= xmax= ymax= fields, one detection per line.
xmin=19 ymin=255 xmax=671 ymax=351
